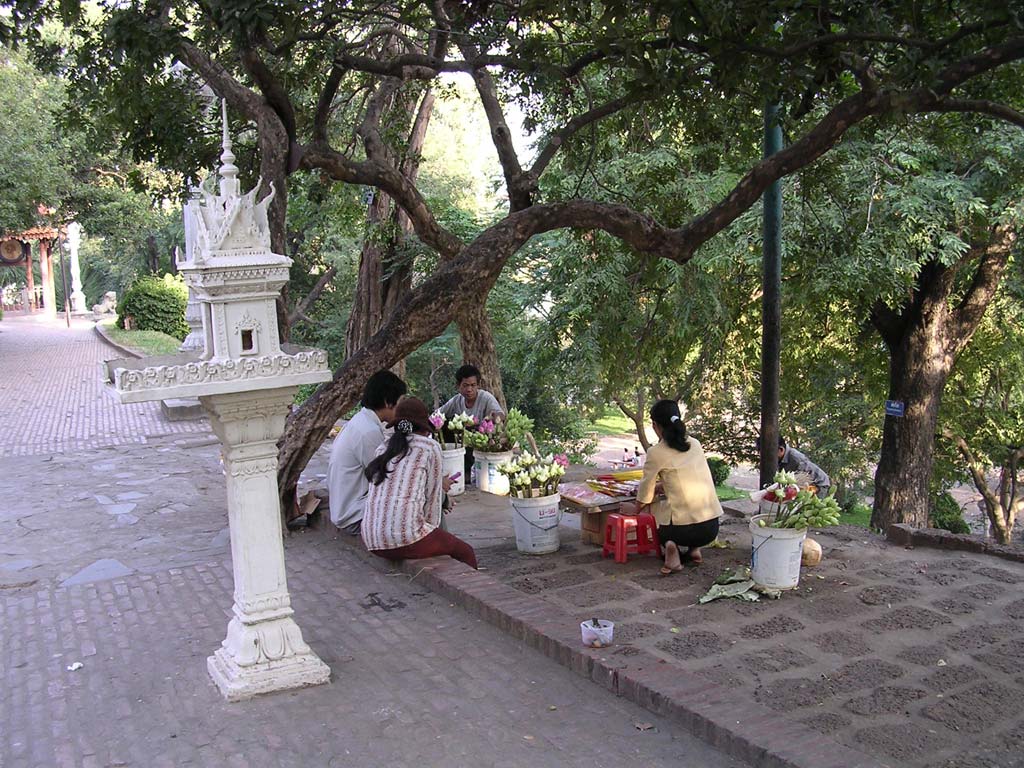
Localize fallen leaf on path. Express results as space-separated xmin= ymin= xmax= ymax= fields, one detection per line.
xmin=634 ymin=722 xmax=655 ymax=731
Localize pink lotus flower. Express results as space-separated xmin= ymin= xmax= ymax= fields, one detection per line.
xmin=554 ymin=454 xmax=570 ymax=468
xmin=428 ymin=412 xmax=445 ymax=430
xmin=478 ymin=419 xmax=495 ymax=435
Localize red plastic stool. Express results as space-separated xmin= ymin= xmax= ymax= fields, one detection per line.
xmin=602 ymin=512 xmax=662 ymax=563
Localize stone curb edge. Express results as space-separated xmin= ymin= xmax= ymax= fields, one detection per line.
xmin=93 ymin=320 xmax=142 ymax=359
xmin=887 ymin=523 xmax=1024 ymax=564
xmin=323 ymin=527 xmax=887 ymax=768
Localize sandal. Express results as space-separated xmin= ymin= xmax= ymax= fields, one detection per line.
xmin=659 ymin=541 xmax=683 ymax=576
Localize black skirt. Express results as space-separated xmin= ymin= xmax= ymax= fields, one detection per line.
xmin=657 ymin=517 xmax=720 ymax=549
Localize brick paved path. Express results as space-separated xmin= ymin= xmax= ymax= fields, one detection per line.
xmin=0 ymin=315 xmax=208 ymax=457
xmin=0 ymin=313 xmax=745 ymax=767
xmin=3 ymin=533 xmax=749 ymax=768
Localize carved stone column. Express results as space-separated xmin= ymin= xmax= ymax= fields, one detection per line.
xmin=39 ymin=239 xmax=57 ymax=318
xmin=67 ymin=222 xmax=87 ymax=314
xmin=201 ymin=387 xmax=330 ymax=701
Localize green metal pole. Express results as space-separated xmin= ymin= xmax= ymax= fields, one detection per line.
xmin=759 ymin=102 xmax=783 ymax=489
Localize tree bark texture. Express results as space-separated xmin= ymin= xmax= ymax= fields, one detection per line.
xmin=871 ymin=324 xmax=952 ymax=529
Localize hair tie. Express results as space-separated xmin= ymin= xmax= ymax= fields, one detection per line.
xmin=670 ymin=415 xmax=680 ymax=423
xmin=396 ymin=419 xmax=414 ymax=435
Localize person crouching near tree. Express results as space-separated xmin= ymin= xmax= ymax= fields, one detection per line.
xmin=634 ymin=399 xmax=723 ymax=575
xmin=361 ymin=397 xmax=478 ymax=570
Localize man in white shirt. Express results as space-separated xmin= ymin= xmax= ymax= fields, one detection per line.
xmin=328 ymin=370 xmax=407 ymax=534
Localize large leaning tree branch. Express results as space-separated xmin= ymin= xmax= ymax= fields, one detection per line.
xmin=951 ymin=223 xmax=1016 ymax=348
xmin=176 ymin=39 xmax=263 ymax=120
xmin=457 ymin=41 xmax=529 ymax=211
xmin=239 ymin=47 xmax=298 ymax=144
xmin=930 ymin=98 xmax=1024 ymax=129
xmin=301 ymin=143 xmax=462 ymax=258
xmin=528 ymin=89 xmax=649 ymax=182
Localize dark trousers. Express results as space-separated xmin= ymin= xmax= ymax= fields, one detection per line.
xmin=371 ymin=528 xmax=478 ymax=569
xmin=658 ymin=517 xmax=720 ymax=550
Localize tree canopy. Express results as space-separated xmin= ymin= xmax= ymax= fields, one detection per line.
xmin=7 ymin=1 xmax=1024 ymax=517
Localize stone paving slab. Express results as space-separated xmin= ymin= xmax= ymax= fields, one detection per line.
xmin=426 ymin=508 xmax=1024 ymax=768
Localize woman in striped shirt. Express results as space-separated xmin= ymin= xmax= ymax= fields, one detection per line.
xmin=362 ymin=397 xmax=478 ymax=569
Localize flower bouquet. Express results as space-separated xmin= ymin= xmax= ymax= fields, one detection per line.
xmin=496 ymin=452 xmax=569 ymax=499
xmin=750 ymin=471 xmax=841 ymax=529
xmin=428 ymin=410 xmax=476 ymax=449
xmin=462 ymin=407 xmax=534 ymax=453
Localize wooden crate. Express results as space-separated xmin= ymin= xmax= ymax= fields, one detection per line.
xmin=561 ymin=498 xmax=625 ymax=545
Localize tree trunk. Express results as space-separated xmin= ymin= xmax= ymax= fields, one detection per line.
xmin=870 ymin=230 xmax=1014 ymax=531
xmin=257 ymin=113 xmax=292 ymax=343
xmin=870 ymin=333 xmax=952 ymax=529
xmin=146 ymin=234 xmax=159 ymax=273
xmin=344 ymin=90 xmax=434 ymax=362
xmin=455 ymin=302 xmax=506 ymax=408
xmin=344 ymin=191 xmax=393 ymax=359
xmin=615 ymin=391 xmax=650 ymax=451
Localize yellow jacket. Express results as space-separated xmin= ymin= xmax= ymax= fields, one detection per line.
xmin=636 ymin=437 xmax=722 ymax=527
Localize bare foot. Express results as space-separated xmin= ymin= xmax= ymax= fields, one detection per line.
xmin=683 ymin=547 xmax=703 ymax=567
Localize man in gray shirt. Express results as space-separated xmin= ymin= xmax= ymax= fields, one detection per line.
xmin=777 ymin=437 xmax=831 ymax=498
xmin=439 ymin=364 xmax=504 ymax=422
xmin=440 ymin=364 xmax=505 ymax=477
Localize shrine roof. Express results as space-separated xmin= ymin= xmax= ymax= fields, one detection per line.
xmin=1 ymin=226 xmax=59 ymax=242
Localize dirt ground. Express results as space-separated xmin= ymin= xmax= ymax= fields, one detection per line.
xmin=463 ymin=510 xmax=1024 ymax=768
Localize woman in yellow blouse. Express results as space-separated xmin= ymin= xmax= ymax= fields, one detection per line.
xmin=636 ymin=400 xmax=723 ymax=574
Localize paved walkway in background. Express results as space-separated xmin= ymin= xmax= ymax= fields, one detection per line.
xmin=0 ymin=314 xmax=209 ymax=457
xmin=0 ymin=315 xmax=744 ymax=767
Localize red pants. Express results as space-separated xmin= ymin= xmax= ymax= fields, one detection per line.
xmin=372 ymin=528 xmax=478 ymax=570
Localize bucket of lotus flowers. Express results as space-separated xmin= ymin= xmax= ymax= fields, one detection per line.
xmin=428 ymin=410 xmax=476 ymax=496
xmin=496 ymin=452 xmax=569 ymax=554
xmin=748 ymin=471 xmax=842 ymax=589
xmin=463 ymin=408 xmax=533 ymax=495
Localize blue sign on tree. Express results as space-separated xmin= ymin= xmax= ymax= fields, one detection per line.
xmin=885 ymin=400 xmax=905 ymax=417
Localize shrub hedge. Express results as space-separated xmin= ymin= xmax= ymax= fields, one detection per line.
xmin=706 ymin=456 xmax=731 ymax=487
xmin=116 ymin=274 xmax=189 ymax=340
xmin=930 ymin=491 xmax=971 ymax=535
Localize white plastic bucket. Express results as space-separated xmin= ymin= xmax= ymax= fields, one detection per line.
xmin=510 ymin=493 xmax=561 ymax=554
xmin=441 ymin=445 xmax=465 ymax=496
xmin=580 ymin=619 xmax=614 ymax=648
xmin=749 ymin=513 xmax=807 ymax=590
xmin=474 ymin=450 xmax=512 ymax=495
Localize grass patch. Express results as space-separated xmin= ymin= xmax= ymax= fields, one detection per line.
xmin=840 ymin=503 xmax=873 ymax=528
xmin=716 ymin=484 xmax=749 ymax=502
xmin=100 ymin=318 xmax=183 ymax=356
xmin=589 ymin=408 xmax=636 ymax=436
